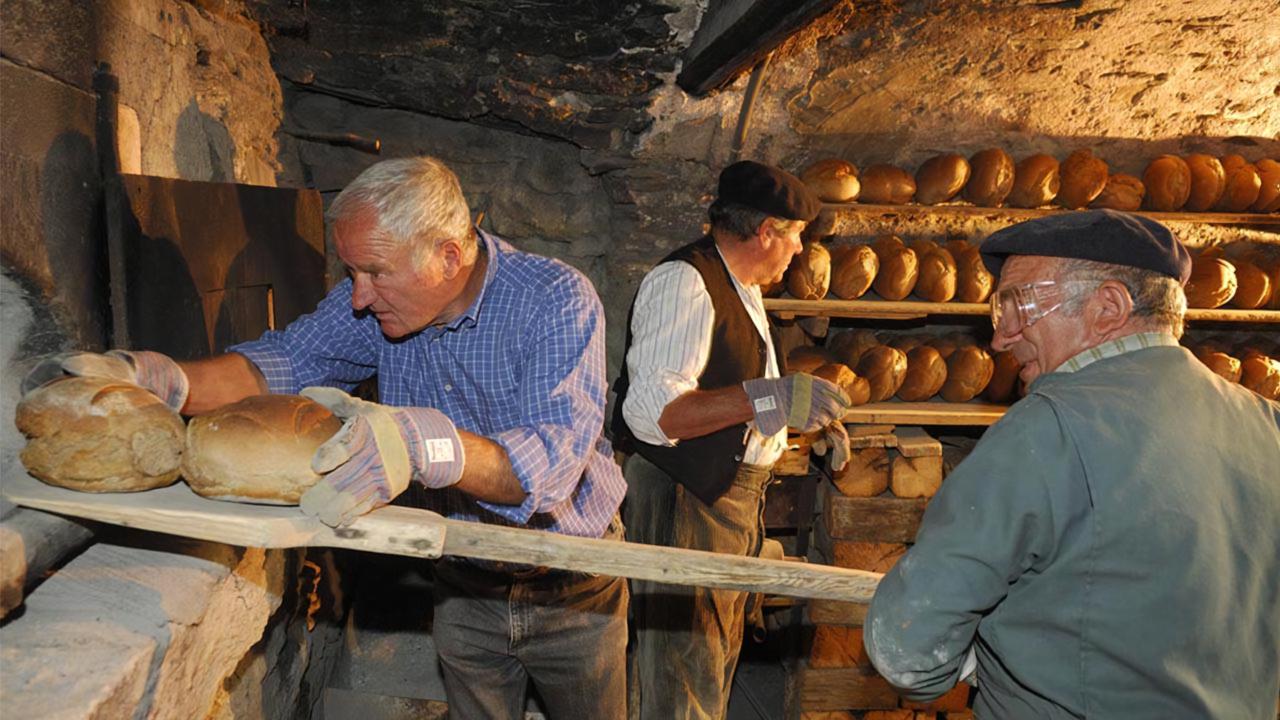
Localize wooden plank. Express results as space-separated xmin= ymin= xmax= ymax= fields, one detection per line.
xmin=831 ymin=448 xmax=890 ymax=498
xmin=893 ymin=427 xmax=941 ymax=458
xmin=797 ymin=664 xmax=901 ymax=711
xmin=822 ymin=485 xmax=927 ymax=543
xmin=807 ymin=598 xmax=868 ymax=626
xmin=842 ymin=401 xmax=1007 ymax=426
xmin=2 ymin=473 xmax=883 ymax=602
xmin=890 ymin=455 xmax=944 ymax=499
xmin=809 ymin=625 xmax=869 ymax=669
xmin=765 ymin=298 xmax=1280 ymax=324
xmin=677 ymin=0 xmax=839 ymax=95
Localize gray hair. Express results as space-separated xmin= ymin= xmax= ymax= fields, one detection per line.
xmin=1055 ymin=257 xmax=1187 ymax=338
xmin=326 ymin=156 xmax=475 ymax=264
xmin=708 ymin=200 xmax=771 ymax=239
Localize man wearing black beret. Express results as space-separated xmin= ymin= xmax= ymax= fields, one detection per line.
xmin=865 ymin=209 xmax=1280 ymax=718
xmin=612 ymin=160 xmax=853 ymax=719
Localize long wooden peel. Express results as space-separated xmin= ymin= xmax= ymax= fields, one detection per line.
xmin=2 ymin=473 xmax=881 ymax=603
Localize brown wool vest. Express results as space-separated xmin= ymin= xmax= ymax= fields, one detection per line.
xmin=612 ymin=235 xmax=781 ymax=505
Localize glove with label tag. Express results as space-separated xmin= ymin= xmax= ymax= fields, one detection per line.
xmin=299 ymin=386 xmax=465 ymax=527
xmin=22 ymin=350 xmax=190 ymax=411
xmin=743 ymin=374 xmax=851 ymax=437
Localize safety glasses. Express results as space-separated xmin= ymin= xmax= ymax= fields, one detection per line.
xmin=990 ymin=280 xmax=1092 ymax=335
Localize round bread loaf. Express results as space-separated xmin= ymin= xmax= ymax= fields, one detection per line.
xmin=829 ymin=243 xmax=879 ymax=299
xmin=1143 ymin=155 xmax=1192 ymax=211
xmin=939 ymin=346 xmax=994 ymax=402
xmin=1263 ymin=259 xmax=1280 ymax=309
xmin=1184 ymin=256 xmax=1238 ymax=308
xmin=829 ymin=329 xmax=881 ymax=368
xmin=1056 ymin=149 xmax=1109 ymax=209
xmin=1230 ymin=259 xmax=1273 ymax=309
xmin=913 ymin=244 xmax=957 ymax=302
xmin=948 ymin=240 xmax=995 ymax=303
xmin=872 ymin=241 xmax=919 ymax=301
xmin=983 ymin=350 xmax=1023 ymax=403
xmin=812 ymin=363 xmax=871 ymax=406
xmin=1007 ymin=154 xmax=1060 ymax=208
xmin=1240 ymin=355 xmax=1280 ymax=400
xmin=1183 ymin=154 xmax=1226 ymax=212
xmin=1192 ymin=347 xmax=1242 ymax=383
xmin=184 ymin=394 xmax=342 ymax=504
xmin=855 ymin=345 xmax=908 ymax=403
xmin=787 ymin=345 xmax=837 ymax=374
xmin=1253 ymin=158 xmax=1280 ymax=213
xmin=1090 ymin=173 xmax=1145 ymax=211
xmin=897 ymin=345 xmax=948 ymax=401
xmin=786 ymin=242 xmax=831 ymax=300
xmin=1216 ymin=155 xmax=1262 ymax=212
xmin=859 ymin=165 xmax=916 ymax=205
xmin=16 ymin=375 xmax=185 ymax=492
xmin=915 ymin=154 xmax=971 ymax=205
xmin=963 ymin=148 xmax=1015 ymax=206
xmin=801 ymin=159 xmax=861 ymax=203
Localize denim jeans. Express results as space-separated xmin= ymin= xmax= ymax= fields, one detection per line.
xmin=432 ymin=517 xmax=629 ymax=720
xmin=623 ymin=453 xmax=772 ymax=720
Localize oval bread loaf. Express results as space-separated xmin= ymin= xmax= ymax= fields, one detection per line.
xmin=1253 ymin=158 xmax=1280 ymax=213
xmin=829 ymin=243 xmax=879 ymax=299
xmin=913 ymin=244 xmax=957 ymax=302
xmin=16 ymin=376 xmax=185 ymax=492
xmin=184 ymin=394 xmax=342 ymax=504
xmin=963 ymin=148 xmax=1015 ymax=207
xmin=939 ymin=346 xmax=994 ymax=402
xmin=829 ymin=329 xmax=881 ymax=368
xmin=948 ymin=240 xmax=995 ymax=303
xmin=1192 ymin=347 xmax=1242 ymax=383
xmin=787 ymin=346 xmax=837 ymax=374
xmin=915 ymin=154 xmax=971 ymax=205
xmin=801 ymin=159 xmax=861 ymax=203
xmin=897 ymin=346 xmax=948 ymax=401
xmin=1090 ymin=173 xmax=1145 ymax=211
xmin=1184 ymin=256 xmax=1238 ymax=308
xmin=1008 ymin=154 xmax=1060 ymax=208
xmin=856 ymin=345 xmax=908 ymax=403
xmin=860 ymin=165 xmax=916 ymax=204
xmin=1056 ymin=149 xmax=1109 ymax=209
xmin=1216 ymin=156 xmax=1262 ymax=212
xmin=1143 ymin=155 xmax=1192 ymax=211
xmin=1230 ymin=259 xmax=1273 ymax=309
xmin=872 ymin=239 xmax=919 ymax=301
xmin=812 ymin=363 xmax=871 ymax=406
xmin=983 ymin=350 xmax=1023 ymax=403
xmin=786 ymin=242 xmax=832 ymax=300
xmin=1184 ymin=154 xmax=1226 ymax=212
xmin=1240 ymin=355 xmax=1280 ymax=400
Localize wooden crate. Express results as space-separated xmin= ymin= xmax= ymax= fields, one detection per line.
xmin=821 ymin=483 xmax=928 ymax=543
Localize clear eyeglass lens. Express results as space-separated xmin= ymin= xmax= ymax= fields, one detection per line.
xmin=990 ymin=281 xmax=1067 ymax=333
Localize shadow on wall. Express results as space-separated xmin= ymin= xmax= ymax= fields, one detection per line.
xmin=175 ymin=98 xmax=237 ymax=183
xmin=38 ymin=131 xmax=110 ymax=350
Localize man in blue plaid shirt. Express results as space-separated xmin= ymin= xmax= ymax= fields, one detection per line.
xmin=29 ymin=156 xmax=628 ymax=719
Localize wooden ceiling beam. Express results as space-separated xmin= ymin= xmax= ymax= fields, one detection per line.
xmin=677 ymin=0 xmax=840 ymax=96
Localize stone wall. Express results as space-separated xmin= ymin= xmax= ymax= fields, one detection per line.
xmin=1 ymin=3 xmax=343 ymax=719
xmin=248 ymin=0 xmax=1279 ymax=377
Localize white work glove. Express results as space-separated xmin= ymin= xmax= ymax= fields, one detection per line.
xmin=811 ymin=421 xmax=851 ymax=472
xmin=21 ymin=349 xmax=189 ymax=411
xmin=743 ymin=374 xmax=852 ymax=436
xmin=299 ymin=387 xmax=465 ymax=527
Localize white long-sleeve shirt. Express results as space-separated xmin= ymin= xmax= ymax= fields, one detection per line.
xmin=620 ymin=250 xmax=786 ymax=467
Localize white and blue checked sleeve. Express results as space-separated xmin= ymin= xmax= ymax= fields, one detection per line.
xmin=478 ymin=272 xmax=609 ymax=524
xmin=230 ymin=279 xmax=380 ymax=394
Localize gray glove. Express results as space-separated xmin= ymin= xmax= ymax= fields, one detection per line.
xmin=743 ymin=374 xmax=851 ymax=436
xmin=811 ymin=421 xmax=851 ymax=472
xmin=21 ymin=350 xmax=189 ymax=411
xmin=299 ymin=387 xmax=465 ymax=527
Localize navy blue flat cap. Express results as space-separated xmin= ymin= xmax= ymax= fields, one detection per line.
xmin=980 ymin=209 xmax=1192 ymax=284
xmin=718 ymin=161 xmax=821 ymax=223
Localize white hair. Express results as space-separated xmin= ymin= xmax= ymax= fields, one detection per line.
xmin=327 ymin=156 xmax=475 ymax=263
xmin=1055 ymin=257 xmax=1187 ymax=338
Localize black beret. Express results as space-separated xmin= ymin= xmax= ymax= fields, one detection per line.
xmin=717 ymin=161 xmax=821 ymax=223
xmin=980 ymin=209 xmax=1192 ymax=284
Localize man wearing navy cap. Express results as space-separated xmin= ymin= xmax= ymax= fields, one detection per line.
xmin=613 ymin=160 xmax=853 ymax=719
xmin=865 ymin=209 xmax=1280 ymax=718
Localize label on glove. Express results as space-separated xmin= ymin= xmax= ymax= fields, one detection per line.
xmin=753 ymin=395 xmax=778 ymax=412
xmin=426 ymin=438 xmax=456 ymax=464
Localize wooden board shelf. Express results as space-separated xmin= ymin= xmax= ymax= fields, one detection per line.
xmin=765 ymin=297 xmax=1280 ymax=324
xmin=823 ymin=201 xmax=1280 ymax=228
xmin=842 ymin=400 xmax=1007 ymax=426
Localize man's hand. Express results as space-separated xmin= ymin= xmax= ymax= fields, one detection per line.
xmin=299 ymin=387 xmax=465 ymax=527
xmin=743 ymin=374 xmax=851 ymax=436
xmin=811 ymin=421 xmax=851 ymax=472
xmin=22 ymin=350 xmax=189 ymax=411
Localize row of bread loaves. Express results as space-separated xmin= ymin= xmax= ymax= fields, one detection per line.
xmin=798 ymin=153 xmax=1280 ymax=212
xmin=782 ymin=235 xmax=994 ymax=303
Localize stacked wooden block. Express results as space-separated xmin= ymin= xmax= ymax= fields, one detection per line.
xmin=786 ymin=426 xmax=974 ymax=720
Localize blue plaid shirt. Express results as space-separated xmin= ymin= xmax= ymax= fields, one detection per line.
xmin=230 ymin=230 xmax=624 ymax=538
